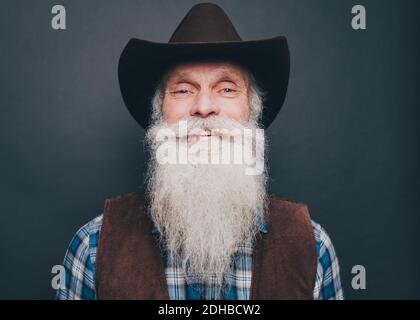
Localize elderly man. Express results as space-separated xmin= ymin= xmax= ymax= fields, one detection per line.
xmin=57 ymin=3 xmax=343 ymax=300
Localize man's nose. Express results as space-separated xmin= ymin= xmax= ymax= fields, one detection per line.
xmin=190 ymin=91 xmax=220 ymax=118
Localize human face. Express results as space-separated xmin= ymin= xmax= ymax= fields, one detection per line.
xmin=162 ymin=61 xmax=251 ymax=125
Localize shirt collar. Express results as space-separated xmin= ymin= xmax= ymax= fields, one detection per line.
xmin=258 ymin=214 xmax=268 ymax=233
xmin=151 ymin=212 xmax=268 ymax=234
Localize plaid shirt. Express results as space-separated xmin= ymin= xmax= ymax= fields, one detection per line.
xmin=56 ymin=214 xmax=344 ymax=300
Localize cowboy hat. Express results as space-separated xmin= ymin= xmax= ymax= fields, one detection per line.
xmin=118 ymin=2 xmax=290 ymax=129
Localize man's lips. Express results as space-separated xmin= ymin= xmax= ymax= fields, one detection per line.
xmin=175 ymin=129 xmax=221 ymax=140
xmin=188 ymin=134 xmax=221 ymax=142
xmin=195 ymin=129 xmax=212 ymax=136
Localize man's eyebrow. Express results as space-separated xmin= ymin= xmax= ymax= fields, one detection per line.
xmin=214 ymin=71 xmax=246 ymax=86
xmin=165 ymin=69 xmax=247 ymax=86
xmin=166 ymin=72 xmax=195 ymax=84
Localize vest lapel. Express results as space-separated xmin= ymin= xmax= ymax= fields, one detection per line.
xmin=96 ymin=193 xmax=169 ymax=299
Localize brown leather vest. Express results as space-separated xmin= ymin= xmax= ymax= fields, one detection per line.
xmin=96 ymin=192 xmax=316 ymax=300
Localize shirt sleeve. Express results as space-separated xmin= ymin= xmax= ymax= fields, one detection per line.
xmin=312 ymin=221 xmax=344 ymax=300
xmin=56 ymin=215 xmax=102 ymax=300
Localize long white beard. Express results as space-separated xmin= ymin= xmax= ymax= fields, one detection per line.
xmin=145 ymin=116 xmax=267 ymax=288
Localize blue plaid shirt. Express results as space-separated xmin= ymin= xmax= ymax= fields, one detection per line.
xmin=56 ymin=214 xmax=343 ymax=300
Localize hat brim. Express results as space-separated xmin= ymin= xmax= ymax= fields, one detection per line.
xmin=118 ymin=36 xmax=290 ymax=129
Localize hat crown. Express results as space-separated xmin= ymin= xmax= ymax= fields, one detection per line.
xmin=169 ymin=3 xmax=242 ymax=43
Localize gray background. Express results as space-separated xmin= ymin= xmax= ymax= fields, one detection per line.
xmin=0 ymin=0 xmax=419 ymax=299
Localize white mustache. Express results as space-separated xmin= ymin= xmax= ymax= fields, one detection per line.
xmin=158 ymin=116 xmax=254 ymax=138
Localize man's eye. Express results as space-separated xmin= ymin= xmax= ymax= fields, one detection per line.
xmin=172 ymin=89 xmax=190 ymax=95
xmin=221 ymin=88 xmax=236 ymax=93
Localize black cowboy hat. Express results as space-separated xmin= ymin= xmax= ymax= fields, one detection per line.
xmin=118 ymin=2 xmax=290 ymax=129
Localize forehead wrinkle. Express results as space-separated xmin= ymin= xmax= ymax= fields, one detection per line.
xmin=214 ymin=70 xmax=245 ymax=85
xmin=166 ymin=71 xmax=248 ymax=93
xmin=166 ymin=61 xmax=248 ymax=76
xmin=170 ymin=71 xmax=193 ymax=82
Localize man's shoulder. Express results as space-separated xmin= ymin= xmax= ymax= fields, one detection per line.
xmin=74 ymin=192 xmax=147 ymax=239
xmin=310 ymin=219 xmax=335 ymax=253
xmin=74 ymin=214 xmax=103 ymax=241
xmin=103 ymin=192 xmax=144 ymax=205
xmin=75 ymin=191 xmax=142 ymax=237
xmin=267 ymin=195 xmax=310 ymax=224
xmin=267 ymin=196 xmax=328 ymax=236
xmin=85 ymin=214 xmax=103 ymax=233
xmin=268 ymin=196 xmax=308 ymax=210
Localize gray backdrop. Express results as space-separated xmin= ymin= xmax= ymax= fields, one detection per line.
xmin=0 ymin=0 xmax=419 ymax=299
